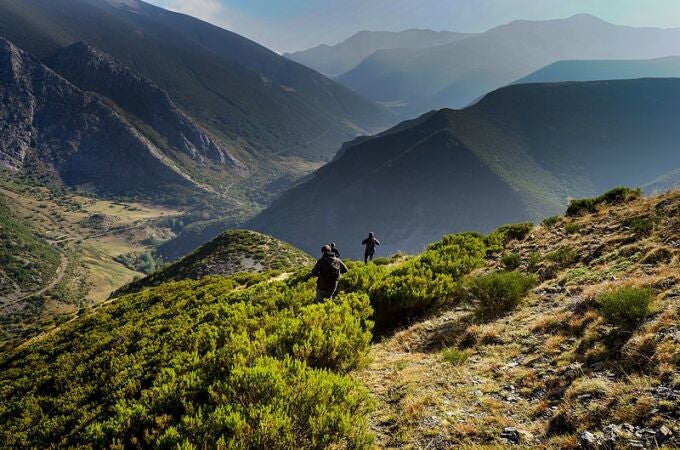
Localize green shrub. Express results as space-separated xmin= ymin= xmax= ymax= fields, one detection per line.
xmin=501 ymin=252 xmax=522 ymax=270
xmin=567 ymin=187 xmax=641 ymax=216
xmin=597 ymin=286 xmax=653 ymax=328
xmin=622 ymin=216 xmax=657 ymax=237
xmin=527 ymin=254 xmax=542 ymax=273
xmin=464 ymin=271 xmax=536 ymax=321
xmin=442 ymin=347 xmax=470 ymax=366
xmin=496 ymin=222 xmax=534 ymax=243
xmin=542 ymin=216 xmax=561 ymax=228
xmin=547 ymin=246 xmax=578 ymax=266
xmin=565 ymin=222 xmax=582 ymax=234
xmin=369 ymin=266 xmax=457 ymax=329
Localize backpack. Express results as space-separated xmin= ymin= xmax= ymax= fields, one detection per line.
xmin=322 ymin=256 xmax=342 ymax=282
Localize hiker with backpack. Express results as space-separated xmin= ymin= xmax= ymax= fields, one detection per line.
xmin=312 ymin=244 xmax=348 ymax=301
xmin=330 ymin=242 xmax=340 ymax=258
xmin=362 ymin=232 xmax=380 ymax=263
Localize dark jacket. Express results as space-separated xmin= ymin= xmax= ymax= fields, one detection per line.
xmin=362 ymin=237 xmax=380 ymax=254
xmin=331 ymin=247 xmax=340 ymax=258
xmin=312 ymin=254 xmax=348 ymax=292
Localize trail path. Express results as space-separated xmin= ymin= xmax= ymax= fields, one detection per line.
xmin=0 ymin=254 xmax=68 ymax=310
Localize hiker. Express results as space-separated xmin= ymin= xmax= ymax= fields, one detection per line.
xmin=362 ymin=232 xmax=380 ymax=263
xmin=330 ymin=242 xmax=340 ymax=258
xmin=312 ymin=244 xmax=348 ymax=301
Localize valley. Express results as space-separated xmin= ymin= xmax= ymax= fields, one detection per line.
xmin=0 ymin=174 xmax=183 ymax=349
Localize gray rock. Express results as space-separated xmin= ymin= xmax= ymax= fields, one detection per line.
xmin=500 ymin=427 xmax=521 ymax=444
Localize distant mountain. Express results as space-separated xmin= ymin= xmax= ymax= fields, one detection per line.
xmin=249 ymin=78 xmax=680 ymax=257
xmin=113 ymin=230 xmax=313 ymax=296
xmin=285 ymin=29 xmax=472 ymax=78
xmin=514 ymin=56 xmax=680 ymax=84
xmin=0 ymin=0 xmax=393 ymax=200
xmin=0 ymin=38 xmax=203 ymax=197
xmin=337 ymin=15 xmax=680 ymax=116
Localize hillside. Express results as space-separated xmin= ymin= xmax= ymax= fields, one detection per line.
xmin=336 ymin=15 xmax=680 ymax=116
xmin=514 ymin=56 xmax=680 ymax=84
xmin=0 ymin=187 xmax=677 ymax=448
xmin=113 ymin=230 xmax=314 ymax=296
xmin=0 ymin=0 xmax=393 ymax=198
xmin=0 ymin=37 xmax=203 ymax=198
xmin=249 ymin=78 xmax=680 ymax=258
xmin=285 ymin=29 xmax=472 ymax=78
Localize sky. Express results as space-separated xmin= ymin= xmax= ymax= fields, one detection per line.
xmin=145 ymin=0 xmax=680 ymax=53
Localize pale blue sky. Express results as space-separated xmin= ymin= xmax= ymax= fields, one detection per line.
xmin=146 ymin=0 xmax=680 ymax=53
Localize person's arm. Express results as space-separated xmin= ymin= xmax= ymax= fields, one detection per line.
xmin=375 ymin=239 xmax=381 ymax=246
xmin=339 ymin=260 xmax=349 ymax=274
xmin=311 ymin=260 xmax=321 ymax=276
xmin=362 ymin=238 xmax=367 ymax=245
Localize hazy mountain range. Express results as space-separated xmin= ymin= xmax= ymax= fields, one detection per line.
xmin=0 ymin=0 xmax=393 ymax=205
xmin=249 ymin=78 xmax=680 ymax=257
xmin=290 ymin=15 xmax=680 ymax=117
xmin=285 ymin=29 xmax=473 ymax=78
xmin=514 ymin=56 xmax=680 ymax=85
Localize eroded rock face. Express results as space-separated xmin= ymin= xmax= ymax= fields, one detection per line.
xmin=0 ymin=37 xmax=201 ymax=195
xmin=45 ymin=42 xmax=243 ymax=168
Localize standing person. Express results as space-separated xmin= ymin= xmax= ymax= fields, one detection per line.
xmin=312 ymin=245 xmax=348 ymax=301
xmin=362 ymin=232 xmax=380 ymax=264
xmin=330 ymin=242 xmax=340 ymax=258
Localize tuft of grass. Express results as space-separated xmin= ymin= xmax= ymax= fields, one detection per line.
xmin=597 ymin=286 xmax=653 ymax=328
xmin=501 ymin=252 xmax=521 ymax=270
xmin=622 ymin=215 xmax=657 ymax=237
xmin=464 ymin=271 xmax=536 ymax=321
xmin=441 ymin=347 xmax=470 ymax=366
xmin=564 ymin=222 xmax=582 ymax=234
xmin=547 ymin=246 xmax=578 ymax=267
xmin=542 ymin=215 xmax=561 ymax=228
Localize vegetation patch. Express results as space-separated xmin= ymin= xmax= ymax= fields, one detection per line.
xmin=567 ymin=187 xmax=641 ymax=216
xmin=463 ymin=271 xmax=536 ymax=321
xmin=597 ymin=286 xmax=653 ymax=328
xmin=441 ymin=346 xmax=470 ymax=366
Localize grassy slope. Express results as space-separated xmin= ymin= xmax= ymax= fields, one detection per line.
xmin=360 ymin=189 xmax=680 ymax=448
xmin=114 ymin=230 xmax=315 ymax=296
xmin=0 ymin=188 xmax=677 ymax=448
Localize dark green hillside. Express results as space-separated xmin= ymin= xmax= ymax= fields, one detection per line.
xmin=0 ymin=192 xmax=60 ymax=297
xmin=0 ymin=0 xmax=393 ymax=174
xmin=114 ymin=230 xmax=314 ymax=296
xmin=250 ymin=78 xmax=680 ymax=258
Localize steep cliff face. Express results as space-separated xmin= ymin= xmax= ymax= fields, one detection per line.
xmin=0 ymin=37 xmax=203 ymax=196
xmin=44 ymin=42 xmax=244 ymax=169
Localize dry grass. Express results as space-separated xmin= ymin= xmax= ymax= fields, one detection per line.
xmin=354 ymin=189 xmax=680 ymax=448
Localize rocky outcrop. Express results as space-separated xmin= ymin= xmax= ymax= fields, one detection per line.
xmin=0 ymin=37 xmax=205 ymax=195
xmin=45 ymin=42 xmax=243 ymax=168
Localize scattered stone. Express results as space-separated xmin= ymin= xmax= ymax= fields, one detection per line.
xmin=500 ymin=427 xmax=521 ymax=444
xmin=579 ymin=431 xmax=598 ymax=449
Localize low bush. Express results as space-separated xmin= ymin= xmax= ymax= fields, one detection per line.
xmin=567 ymin=187 xmax=641 ymax=216
xmin=565 ymin=223 xmax=582 ymax=234
xmin=496 ymin=222 xmax=534 ymax=243
xmin=542 ymin=216 xmax=561 ymax=228
xmin=622 ymin=215 xmax=657 ymax=237
xmin=442 ymin=347 xmax=470 ymax=366
xmin=547 ymin=246 xmax=579 ymax=266
xmin=597 ymin=286 xmax=653 ymax=328
xmin=463 ymin=271 xmax=536 ymax=321
xmin=501 ymin=252 xmax=522 ymax=270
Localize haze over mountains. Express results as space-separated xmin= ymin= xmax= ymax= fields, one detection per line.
xmin=250 ymin=78 xmax=680 ymax=257
xmin=291 ymin=15 xmax=680 ymax=117
xmin=0 ymin=0 xmax=393 ymax=204
xmin=285 ymin=29 xmax=473 ymax=78
xmin=514 ymin=56 xmax=680 ymax=85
